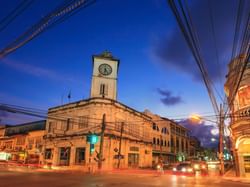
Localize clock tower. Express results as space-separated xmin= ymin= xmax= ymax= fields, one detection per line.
xmin=90 ymin=51 xmax=119 ymax=100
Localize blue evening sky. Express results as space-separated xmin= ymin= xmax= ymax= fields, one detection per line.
xmin=0 ymin=0 xmax=237 ymax=125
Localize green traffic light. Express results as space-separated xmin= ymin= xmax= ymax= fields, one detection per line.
xmin=87 ymin=134 xmax=99 ymax=144
xmin=91 ymin=135 xmax=98 ymax=144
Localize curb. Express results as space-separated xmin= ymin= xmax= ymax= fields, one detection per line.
xmin=223 ymin=177 xmax=250 ymax=184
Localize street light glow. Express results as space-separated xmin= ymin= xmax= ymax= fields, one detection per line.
xmin=211 ymin=138 xmax=216 ymax=142
xmin=189 ymin=114 xmax=202 ymax=124
xmin=211 ymin=128 xmax=219 ymax=135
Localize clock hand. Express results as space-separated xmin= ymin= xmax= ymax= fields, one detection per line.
xmin=104 ymin=68 xmax=108 ymax=73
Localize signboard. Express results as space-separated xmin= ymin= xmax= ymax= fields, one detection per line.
xmin=114 ymin=155 xmax=124 ymax=159
xmin=0 ymin=152 xmax=10 ymax=161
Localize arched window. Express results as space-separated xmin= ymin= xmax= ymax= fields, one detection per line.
xmin=157 ymin=138 xmax=160 ymax=145
xmin=152 ymin=123 xmax=157 ymax=130
xmin=153 ymin=137 xmax=156 ymax=144
xmin=164 ymin=140 xmax=167 ymax=146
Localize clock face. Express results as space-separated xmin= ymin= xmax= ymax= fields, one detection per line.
xmin=98 ymin=64 xmax=112 ymax=76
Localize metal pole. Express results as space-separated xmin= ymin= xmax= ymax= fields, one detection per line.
xmin=219 ymin=104 xmax=225 ymax=175
xmin=117 ymin=122 xmax=124 ymax=169
xmin=98 ymin=114 xmax=106 ymax=169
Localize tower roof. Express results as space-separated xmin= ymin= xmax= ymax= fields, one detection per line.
xmin=92 ymin=51 xmax=120 ymax=63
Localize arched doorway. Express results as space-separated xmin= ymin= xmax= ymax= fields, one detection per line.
xmin=236 ymin=136 xmax=250 ymax=177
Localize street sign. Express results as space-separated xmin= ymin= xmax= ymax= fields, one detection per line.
xmin=114 ymin=154 xmax=124 ymax=159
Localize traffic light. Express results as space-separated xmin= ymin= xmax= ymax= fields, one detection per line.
xmin=87 ymin=134 xmax=99 ymax=154
xmin=87 ymin=134 xmax=98 ymax=144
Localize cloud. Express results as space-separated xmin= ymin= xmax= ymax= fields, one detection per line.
xmin=180 ymin=119 xmax=218 ymax=148
xmin=0 ymin=110 xmax=8 ymax=119
xmin=1 ymin=58 xmax=76 ymax=83
xmin=152 ymin=0 xmax=247 ymax=82
xmin=157 ymin=88 xmax=183 ymax=106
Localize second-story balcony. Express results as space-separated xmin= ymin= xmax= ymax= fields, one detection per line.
xmin=232 ymin=106 xmax=250 ymax=124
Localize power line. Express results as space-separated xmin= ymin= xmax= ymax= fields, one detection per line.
xmin=1 ymin=102 xmax=248 ymax=127
xmin=168 ymin=0 xmax=220 ymax=118
xmin=207 ymin=0 xmax=224 ymax=100
xmin=0 ymin=0 xmax=96 ymax=58
xmin=0 ymin=0 xmax=34 ymax=33
xmin=231 ymin=0 xmax=244 ymax=60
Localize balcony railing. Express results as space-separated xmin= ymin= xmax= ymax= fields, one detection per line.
xmin=232 ymin=106 xmax=250 ymax=123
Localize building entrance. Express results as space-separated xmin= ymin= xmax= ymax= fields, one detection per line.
xmin=128 ymin=153 xmax=139 ymax=168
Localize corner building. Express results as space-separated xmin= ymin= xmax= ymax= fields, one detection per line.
xmin=43 ymin=52 xmax=153 ymax=170
xmin=225 ymin=55 xmax=250 ymax=177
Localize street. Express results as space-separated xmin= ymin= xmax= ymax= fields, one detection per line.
xmin=0 ymin=170 xmax=248 ymax=187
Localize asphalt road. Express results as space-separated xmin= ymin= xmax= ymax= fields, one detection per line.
xmin=0 ymin=170 xmax=248 ymax=187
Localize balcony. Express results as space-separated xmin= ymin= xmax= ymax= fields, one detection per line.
xmin=232 ymin=106 xmax=250 ymax=124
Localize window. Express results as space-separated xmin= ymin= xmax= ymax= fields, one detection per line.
xmin=66 ymin=118 xmax=72 ymax=131
xmin=244 ymin=156 xmax=250 ymax=173
xmin=48 ymin=122 xmax=55 ymax=133
xmin=16 ymin=137 xmax=25 ymax=145
xmin=60 ymin=147 xmax=70 ymax=161
xmin=75 ymin=148 xmax=85 ymax=164
xmin=171 ymin=137 xmax=174 ymax=147
xmin=28 ymin=138 xmax=34 ymax=150
xmin=164 ymin=140 xmax=167 ymax=147
xmin=157 ymin=138 xmax=160 ymax=145
xmin=4 ymin=141 xmax=13 ymax=149
xmin=115 ymin=119 xmax=124 ymax=132
xmin=127 ymin=124 xmax=139 ymax=137
xmin=181 ymin=140 xmax=184 ymax=151
xmin=162 ymin=127 xmax=168 ymax=134
xmin=100 ymin=84 xmax=108 ymax=96
xmin=35 ymin=138 xmax=42 ymax=149
xmin=45 ymin=149 xmax=53 ymax=159
xmin=176 ymin=139 xmax=179 ymax=149
xmin=152 ymin=123 xmax=157 ymax=130
xmin=161 ymin=139 xmax=163 ymax=146
xmin=130 ymin=147 xmax=139 ymax=152
xmin=79 ymin=116 xmax=88 ymax=129
xmin=153 ymin=138 xmax=156 ymax=144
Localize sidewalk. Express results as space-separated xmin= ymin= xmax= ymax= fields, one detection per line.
xmin=223 ymin=169 xmax=250 ymax=184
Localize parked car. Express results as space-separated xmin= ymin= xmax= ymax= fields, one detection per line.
xmin=172 ymin=163 xmax=195 ymax=175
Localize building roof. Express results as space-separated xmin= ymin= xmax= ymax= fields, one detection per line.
xmin=160 ymin=117 xmax=190 ymax=131
xmin=48 ymin=97 xmax=151 ymax=121
xmin=92 ymin=51 xmax=120 ymax=63
xmin=4 ymin=120 xmax=46 ymax=136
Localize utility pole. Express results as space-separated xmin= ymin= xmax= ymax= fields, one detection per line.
xmin=117 ymin=122 xmax=124 ymax=169
xmin=219 ymin=104 xmax=225 ymax=175
xmin=98 ymin=114 xmax=106 ymax=169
